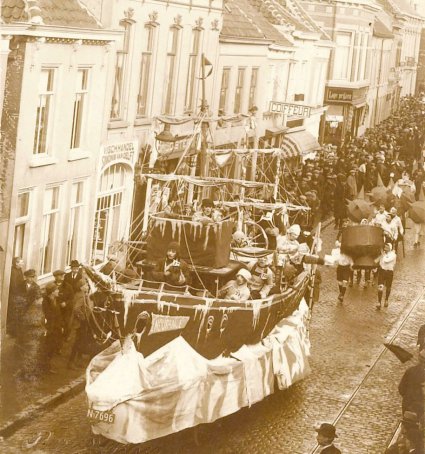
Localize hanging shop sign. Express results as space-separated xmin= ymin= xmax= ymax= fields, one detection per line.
xmin=324 ymin=86 xmax=368 ymax=105
xmin=100 ymin=139 xmax=138 ymax=169
xmin=156 ymin=136 xmax=194 ymax=160
xmin=269 ymin=101 xmax=312 ymax=118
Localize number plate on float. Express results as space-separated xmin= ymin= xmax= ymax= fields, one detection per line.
xmin=87 ymin=407 xmax=115 ymax=424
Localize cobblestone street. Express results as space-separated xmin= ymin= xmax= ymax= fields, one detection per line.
xmin=1 ymin=222 xmax=424 ymax=454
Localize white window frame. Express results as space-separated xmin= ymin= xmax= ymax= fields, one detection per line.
xmin=248 ymin=67 xmax=258 ymax=109
xmin=184 ymin=28 xmax=202 ymax=113
xmin=70 ymin=68 xmax=90 ymax=150
xmin=234 ymin=67 xmax=246 ymax=114
xmin=33 ymin=68 xmax=56 ymax=156
xmin=13 ymin=190 xmax=32 ymax=262
xmin=163 ymin=26 xmax=181 ymax=115
xmin=39 ymin=185 xmax=62 ymax=276
xmin=111 ymin=21 xmax=132 ymax=120
xmin=66 ymin=180 xmax=86 ymax=265
xmin=218 ymin=67 xmax=231 ymax=114
xmin=333 ymin=31 xmax=354 ymax=81
xmin=92 ymin=164 xmax=129 ymax=263
xmin=137 ymin=25 xmax=156 ymax=117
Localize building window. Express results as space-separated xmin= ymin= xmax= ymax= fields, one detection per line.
xmin=92 ymin=164 xmax=129 ymax=263
xmin=111 ymin=22 xmax=131 ymax=119
xmin=219 ymin=67 xmax=230 ymax=114
xmin=333 ymin=32 xmax=352 ymax=80
xmin=33 ymin=68 xmax=55 ymax=155
xmin=163 ymin=27 xmax=180 ymax=115
xmin=137 ymin=25 xmax=155 ymax=117
xmin=70 ymin=69 xmax=89 ymax=149
xmin=66 ymin=181 xmax=85 ymax=264
xmin=13 ymin=191 xmax=31 ymax=260
xmin=185 ymin=29 xmax=202 ymax=112
xmin=234 ymin=68 xmax=245 ymax=113
xmin=248 ymin=68 xmax=258 ymax=108
xmin=39 ymin=186 xmax=61 ymax=275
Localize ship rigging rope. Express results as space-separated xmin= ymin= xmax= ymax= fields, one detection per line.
xmin=96 ymin=113 xmax=207 ymax=266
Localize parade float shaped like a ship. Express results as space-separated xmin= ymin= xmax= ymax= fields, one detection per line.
xmin=84 ymin=119 xmax=320 ymax=445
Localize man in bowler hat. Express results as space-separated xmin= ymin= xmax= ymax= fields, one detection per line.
xmin=315 ymin=423 xmax=341 ymax=453
xmin=64 ymin=260 xmax=83 ymax=293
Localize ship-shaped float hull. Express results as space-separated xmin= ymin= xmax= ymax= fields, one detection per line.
xmin=85 ymin=153 xmax=317 ymax=445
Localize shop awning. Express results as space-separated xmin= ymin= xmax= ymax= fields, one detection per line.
xmin=265 ymin=127 xmax=288 ymax=137
xmin=281 ymin=130 xmax=320 ymax=157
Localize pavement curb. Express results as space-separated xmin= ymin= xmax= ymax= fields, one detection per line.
xmin=0 ymin=374 xmax=85 ymax=439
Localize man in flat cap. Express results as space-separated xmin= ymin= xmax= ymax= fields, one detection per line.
xmin=315 ymin=423 xmax=341 ymax=453
xmin=23 ymin=269 xmax=42 ymax=308
xmin=53 ymin=269 xmax=74 ymax=339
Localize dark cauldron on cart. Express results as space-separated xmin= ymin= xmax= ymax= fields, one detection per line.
xmin=341 ymin=225 xmax=384 ymax=268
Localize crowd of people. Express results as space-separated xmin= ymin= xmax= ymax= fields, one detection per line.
xmin=7 ymin=258 xmax=92 ymax=375
xmin=282 ymin=95 xmax=425 ymax=233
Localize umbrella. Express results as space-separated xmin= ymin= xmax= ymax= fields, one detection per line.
xmin=397 ymin=190 xmax=415 ymax=213
xmin=409 ymin=201 xmax=425 ymax=224
xmin=384 ymin=343 xmax=413 ymax=363
xmin=347 ymin=199 xmax=374 ymax=223
xmin=370 ymin=186 xmax=392 ymax=208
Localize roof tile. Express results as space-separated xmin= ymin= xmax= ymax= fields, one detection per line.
xmin=1 ymin=0 xmax=100 ymax=28
xmin=222 ymin=0 xmax=293 ymax=46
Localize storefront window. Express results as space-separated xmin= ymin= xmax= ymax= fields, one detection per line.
xmin=92 ymin=164 xmax=130 ymax=263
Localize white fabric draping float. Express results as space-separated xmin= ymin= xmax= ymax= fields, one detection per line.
xmin=86 ymin=300 xmax=311 ymax=444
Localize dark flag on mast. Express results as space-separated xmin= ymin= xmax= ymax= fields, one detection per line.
xmin=201 ymin=55 xmax=213 ymax=79
xmin=384 ymin=343 xmax=413 ymax=363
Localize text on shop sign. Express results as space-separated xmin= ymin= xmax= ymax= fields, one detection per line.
xmin=269 ymin=101 xmax=312 ymax=118
xmin=101 ymin=141 xmax=137 ymax=167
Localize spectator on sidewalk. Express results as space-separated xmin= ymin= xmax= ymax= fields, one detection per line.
xmin=23 ymin=269 xmax=42 ymax=327
xmin=315 ymin=423 xmax=341 ymax=453
xmin=386 ymin=411 xmax=424 ymax=454
xmin=398 ymin=350 xmax=425 ymax=428
xmin=41 ymin=283 xmax=63 ymax=374
xmin=64 ymin=260 xmax=83 ymax=293
xmin=68 ymin=279 xmax=92 ymax=370
xmin=7 ymin=257 xmax=26 ymax=337
xmin=53 ymin=269 xmax=74 ymax=339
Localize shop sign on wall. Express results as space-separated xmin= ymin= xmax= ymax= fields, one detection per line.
xmin=269 ymin=101 xmax=312 ymax=118
xmin=325 ymin=87 xmax=353 ymax=103
xmin=100 ymin=139 xmax=138 ymax=168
